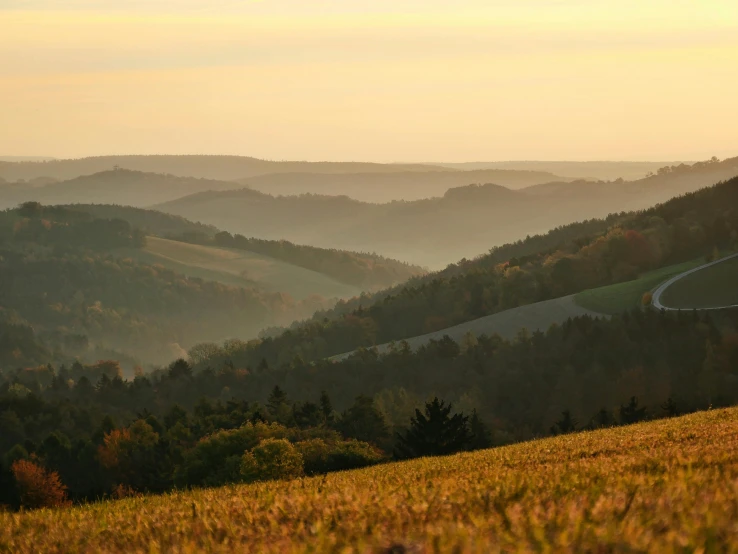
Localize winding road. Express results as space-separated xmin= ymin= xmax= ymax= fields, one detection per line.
xmin=651 ymin=252 xmax=738 ymax=311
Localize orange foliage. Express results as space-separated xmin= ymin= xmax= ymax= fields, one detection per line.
xmin=98 ymin=428 xmax=132 ymax=470
xmin=11 ymin=459 xmax=69 ymax=510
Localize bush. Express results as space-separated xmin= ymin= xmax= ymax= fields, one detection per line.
xmin=295 ymin=439 xmax=331 ymax=475
xmin=328 ymin=440 xmax=385 ymax=471
xmin=296 ymin=438 xmax=385 ymax=475
xmin=641 ymin=291 xmax=653 ymax=306
xmin=11 ymin=459 xmax=69 ymax=510
xmin=241 ymin=438 xmax=304 ymax=483
xmin=176 ymin=422 xmax=290 ymax=487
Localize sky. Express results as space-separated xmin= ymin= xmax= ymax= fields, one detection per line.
xmin=1 ymin=0 xmax=737 ymax=162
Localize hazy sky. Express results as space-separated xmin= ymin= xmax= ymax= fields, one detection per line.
xmin=1 ymin=1 xmax=737 ymax=161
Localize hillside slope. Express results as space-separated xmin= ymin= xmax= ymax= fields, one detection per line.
xmin=0 ymin=170 xmax=247 ymax=209
xmin=0 ymin=155 xmax=452 ymax=182
xmin=236 ymin=168 xmax=570 ymax=202
xmin=3 ymin=407 xmax=736 ymax=553
xmin=433 ymin=160 xmax=682 ymax=180
xmin=0 ymin=205 xmax=349 ymax=367
xmin=157 ymin=157 xmax=738 ymax=268
xmin=121 ymin=236 xmax=362 ymax=301
xmin=332 ymin=294 xmax=604 ymax=360
xmin=656 ymin=253 xmax=738 ymax=310
xmin=188 ymin=176 xmax=738 ymax=372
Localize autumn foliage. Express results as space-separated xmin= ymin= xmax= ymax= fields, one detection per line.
xmin=10 ymin=459 xmax=69 ymax=510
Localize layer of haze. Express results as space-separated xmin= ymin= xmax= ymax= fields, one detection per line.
xmin=2 ymin=0 xmax=737 ymax=161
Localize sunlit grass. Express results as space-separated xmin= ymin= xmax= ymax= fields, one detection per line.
xmin=2 ymin=407 xmax=738 ymax=553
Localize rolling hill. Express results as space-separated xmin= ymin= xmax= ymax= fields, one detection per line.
xmin=657 ymin=253 xmax=738 ymax=310
xmin=0 ymin=155 xmax=453 ymax=182
xmin=331 ymin=294 xmax=605 ymax=360
xmin=66 ymin=204 xmax=425 ymax=291
xmin=0 ymin=202 xmax=426 ymax=367
xmin=3 ymin=407 xmax=736 ymax=553
xmin=235 ymin=168 xmax=571 ymax=203
xmin=433 ymin=160 xmax=686 ymax=181
xmin=0 ymin=170 xmax=248 ymax=209
xmin=187 ymin=175 xmax=738 ymax=372
xmin=157 ymin=157 xmax=738 ymax=268
xmin=120 ymin=236 xmax=362 ymax=301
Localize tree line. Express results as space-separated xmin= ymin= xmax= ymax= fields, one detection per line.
xmin=2 ymin=308 xmax=736 ymax=510
xmin=189 ymin=177 xmax=738 ymax=371
xmin=0 ymin=203 xmax=331 ymax=366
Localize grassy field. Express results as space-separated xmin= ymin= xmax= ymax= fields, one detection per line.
xmin=3 ymin=408 xmax=737 ymax=553
xmin=659 ymin=255 xmax=738 ymax=309
xmin=120 ymin=236 xmax=361 ymax=301
xmin=574 ymin=259 xmax=705 ymax=315
xmin=332 ymin=294 xmax=602 ymax=360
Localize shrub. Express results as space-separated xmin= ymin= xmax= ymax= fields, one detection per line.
xmin=11 ymin=459 xmax=69 ymax=510
xmin=296 ymin=438 xmax=385 ymax=475
xmin=295 ymin=439 xmax=331 ymax=475
xmin=176 ymin=422 xmax=290 ymax=487
xmin=241 ymin=438 xmax=304 ymax=483
xmin=328 ymin=440 xmax=385 ymax=471
xmin=641 ymin=291 xmax=653 ymax=306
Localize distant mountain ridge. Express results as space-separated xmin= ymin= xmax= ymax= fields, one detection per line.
xmin=234 ymin=168 xmax=572 ymax=202
xmin=156 ymin=157 xmax=738 ymax=268
xmin=0 ymin=155 xmax=453 ymax=182
xmin=0 ymin=169 xmax=247 ymax=209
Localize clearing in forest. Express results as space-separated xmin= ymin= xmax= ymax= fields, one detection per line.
xmin=658 ymin=254 xmax=738 ymax=309
xmin=119 ymin=236 xmax=361 ymax=300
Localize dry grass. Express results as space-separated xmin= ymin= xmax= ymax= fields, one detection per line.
xmin=2 ymin=408 xmax=738 ymax=553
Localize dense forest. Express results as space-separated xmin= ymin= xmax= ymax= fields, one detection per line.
xmin=188 ymin=177 xmax=738 ymax=370
xmin=0 ymin=203 xmax=333 ymax=368
xmin=1 ymin=307 xmax=736 ymax=509
xmin=70 ymin=203 xmax=425 ymax=290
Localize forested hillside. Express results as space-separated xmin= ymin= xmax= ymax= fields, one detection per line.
xmin=2 ymin=307 xmax=736 ymax=509
xmin=1 ymin=178 xmax=737 ymax=518
xmin=235 ymin=168 xmax=570 ymax=202
xmin=0 ymin=170 xmax=249 ymax=209
xmin=68 ymin=204 xmax=425 ymax=290
xmin=68 ymin=204 xmax=218 ymax=238
xmin=157 ymin=157 xmax=738 ymax=267
xmin=0 ymin=204 xmax=336 ymax=367
xmin=190 ymin=176 xmax=738 ymax=370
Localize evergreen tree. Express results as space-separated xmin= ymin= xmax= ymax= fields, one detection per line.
xmin=267 ymin=386 xmax=292 ymax=424
xmin=661 ymin=397 xmax=680 ymax=417
xmin=396 ymin=397 xmax=472 ymax=458
xmin=319 ymin=390 xmax=334 ymax=425
xmin=468 ymin=409 xmax=493 ymax=450
xmin=336 ymin=396 xmax=390 ymax=447
xmin=590 ymin=408 xmax=614 ymax=429
xmin=550 ymin=410 xmax=578 ymax=435
xmin=168 ymin=359 xmax=193 ymax=380
xmin=619 ymin=397 xmax=648 ymax=425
